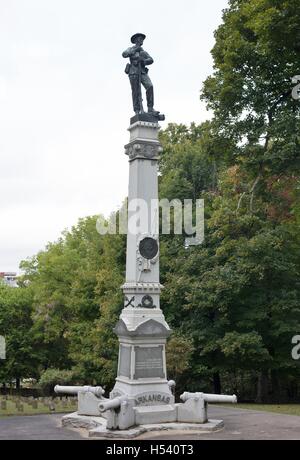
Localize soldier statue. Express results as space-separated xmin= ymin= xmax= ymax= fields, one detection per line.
xmin=123 ymin=33 xmax=163 ymax=118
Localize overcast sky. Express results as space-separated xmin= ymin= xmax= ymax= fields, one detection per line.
xmin=0 ymin=0 xmax=228 ymax=273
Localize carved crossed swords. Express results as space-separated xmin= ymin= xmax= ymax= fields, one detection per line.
xmin=124 ymin=296 xmax=135 ymax=308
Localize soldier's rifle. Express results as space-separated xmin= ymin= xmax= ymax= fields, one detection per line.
xmin=136 ymin=47 xmax=144 ymax=113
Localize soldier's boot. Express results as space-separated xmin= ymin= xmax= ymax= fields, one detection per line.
xmin=146 ymin=87 xmax=160 ymax=115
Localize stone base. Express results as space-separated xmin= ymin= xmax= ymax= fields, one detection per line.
xmin=130 ymin=113 xmax=165 ymax=124
xmin=62 ymin=412 xmax=224 ymax=439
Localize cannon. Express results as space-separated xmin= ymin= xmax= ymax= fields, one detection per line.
xmin=99 ymin=396 xmax=135 ymax=430
xmin=180 ymin=392 xmax=237 ymax=404
xmin=168 ymin=380 xmax=176 ymax=394
xmin=54 ymin=385 xmax=106 ymax=417
xmin=177 ymin=391 xmax=237 ymax=424
xmin=54 ymin=385 xmax=105 ymax=398
xmin=98 ymin=395 xmax=128 ymax=413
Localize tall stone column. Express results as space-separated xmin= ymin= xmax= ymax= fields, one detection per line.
xmin=111 ymin=117 xmax=174 ymax=406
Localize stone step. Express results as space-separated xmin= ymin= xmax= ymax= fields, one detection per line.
xmin=134 ymin=404 xmax=176 ymax=425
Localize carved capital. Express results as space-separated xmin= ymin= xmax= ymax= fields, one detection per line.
xmin=125 ymin=141 xmax=163 ymax=160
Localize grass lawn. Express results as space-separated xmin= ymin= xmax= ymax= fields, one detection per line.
xmin=0 ymin=396 xmax=77 ymax=417
xmin=2 ymin=397 xmax=299 ymax=418
xmin=221 ymin=403 xmax=300 ymax=416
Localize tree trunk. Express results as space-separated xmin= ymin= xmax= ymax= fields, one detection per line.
xmin=213 ymin=372 xmax=221 ymax=394
xmin=15 ymin=377 xmax=21 ymax=390
xmin=271 ymin=370 xmax=280 ymax=403
xmin=256 ymin=371 xmax=269 ymax=403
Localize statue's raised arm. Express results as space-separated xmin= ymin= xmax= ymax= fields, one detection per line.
xmin=122 ymin=33 xmax=165 ymax=121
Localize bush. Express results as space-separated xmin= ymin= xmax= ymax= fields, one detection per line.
xmin=38 ymin=369 xmax=75 ymax=394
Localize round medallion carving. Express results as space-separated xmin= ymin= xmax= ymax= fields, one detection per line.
xmin=141 ymin=295 xmax=155 ymax=309
xmin=139 ymin=237 xmax=159 ymax=260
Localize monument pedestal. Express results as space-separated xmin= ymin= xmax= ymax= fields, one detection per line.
xmin=111 ymin=118 xmax=174 ymax=408
xmin=111 ymin=308 xmax=173 ymax=404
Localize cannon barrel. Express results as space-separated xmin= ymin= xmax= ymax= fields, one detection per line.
xmin=98 ymin=396 xmax=127 ymax=413
xmin=180 ymin=392 xmax=237 ymax=404
xmin=54 ymin=385 xmax=105 ymax=398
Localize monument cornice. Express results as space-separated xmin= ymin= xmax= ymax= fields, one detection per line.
xmin=114 ymin=318 xmax=171 ymax=339
xmin=124 ymin=139 xmax=163 ymax=161
xmin=121 ymin=282 xmax=164 ymax=293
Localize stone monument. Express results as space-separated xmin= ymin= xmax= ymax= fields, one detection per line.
xmin=56 ymin=34 xmax=237 ymax=438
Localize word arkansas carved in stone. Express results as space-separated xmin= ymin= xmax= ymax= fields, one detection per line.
xmin=135 ymin=393 xmax=171 ymax=406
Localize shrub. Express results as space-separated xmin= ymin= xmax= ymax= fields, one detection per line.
xmin=38 ymin=368 xmax=75 ymax=394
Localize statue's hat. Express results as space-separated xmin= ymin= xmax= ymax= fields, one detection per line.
xmin=131 ymin=33 xmax=146 ymax=44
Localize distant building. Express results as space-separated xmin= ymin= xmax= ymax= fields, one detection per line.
xmin=0 ymin=272 xmax=18 ymax=287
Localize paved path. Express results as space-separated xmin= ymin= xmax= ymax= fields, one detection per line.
xmin=0 ymin=406 xmax=300 ymax=440
xmin=139 ymin=406 xmax=300 ymax=440
xmin=0 ymin=414 xmax=85 ymax=440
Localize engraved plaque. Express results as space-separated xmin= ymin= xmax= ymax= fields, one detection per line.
xmin=134 ymin=346 xmax=165 ymax=379
xmin=118 ymin=345 xmax=131 ymax=378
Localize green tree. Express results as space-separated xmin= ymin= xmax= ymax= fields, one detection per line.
xmin=20 ymin=215 xmax=126 ymax=388
xmin=157 ymin=0 xmax=300 ymax=400
xmin=0 ymin=284 xmax=42 ymax=388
